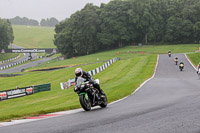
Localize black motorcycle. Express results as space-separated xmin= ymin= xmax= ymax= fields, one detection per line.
xmin=74 ymin=77 xmax=107 ymax=111
xmin=179 ymin=63 xmax=184 ymax=71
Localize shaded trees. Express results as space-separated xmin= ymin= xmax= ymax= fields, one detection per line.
xmin=40 ymin=17 xmax=59 ymax=27
xmin=54 ymin=0 xmax=200 ymax=58
xmin=0 ymin=18 xmax=14 ymax=50
xmin=54 ymin=3 xmax=101 ymax=58
xmin=98 ymin=0 xmax=133 ymax=49
xmin=10 ymin=16 xmax=39 ymax=26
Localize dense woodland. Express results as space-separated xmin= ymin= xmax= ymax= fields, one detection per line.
xmin=0 ymin=18 xmax=14 ymax=51
xmin=9 ymin=16 xmax=59 ymax=27
xmin=40 ymin=18 xmax=59 ymax=27
xmin=54 ymin=0 xmax=200 ymax=58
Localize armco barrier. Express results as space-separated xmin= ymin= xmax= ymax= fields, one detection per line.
xmin=0 ymin=83 xmax=51 ymax=101
xmin=33 ymin=83 xmax=51 ymax=93
xmin=60 ymin=57 xmax=120 ymax=89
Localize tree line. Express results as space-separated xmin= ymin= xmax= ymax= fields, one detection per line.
xmin=54 ymin=0 xmax=200 ymax=58
xmin=9 ymin=16 xmax=59 ymax=27
xmin=0 ymin=18 xmax=14 ymax=51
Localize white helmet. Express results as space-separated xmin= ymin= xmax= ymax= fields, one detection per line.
xmin=75 ymin=68 xmax=83 ymax=77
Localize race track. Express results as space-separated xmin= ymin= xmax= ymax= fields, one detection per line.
xmin=1 ymin=53 xmax=200 ymax=133
xmin=0 ymin=44 xmax=54 ymax=73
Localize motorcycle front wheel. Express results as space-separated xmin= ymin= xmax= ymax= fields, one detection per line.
xmin=79 ymin=94 xmax=91 ymax=111
xmin=99 ymin=93 xmax=107 ymax=108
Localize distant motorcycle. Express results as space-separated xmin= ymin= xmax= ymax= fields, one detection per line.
xmin=174 ymin=59 xmax=178 ymax=65
xmin=179 ymin=63 xmax=184 ymax=71
xmin=168 ymin=53 xmax=171 ymax=57
xmin=74 ymin=77 xmax=107 ymax=111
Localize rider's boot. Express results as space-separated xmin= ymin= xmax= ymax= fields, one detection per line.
xmin=95 ymin=84 xmax=105 ymax=98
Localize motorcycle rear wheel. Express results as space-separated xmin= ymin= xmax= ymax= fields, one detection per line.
xmin=79 ymin=94 xmax=91 ymax=111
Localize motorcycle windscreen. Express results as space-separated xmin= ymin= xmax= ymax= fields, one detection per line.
xmin=76 ymin=77 xmax=86 ymax=88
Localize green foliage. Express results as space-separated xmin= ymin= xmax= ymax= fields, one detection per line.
xmin=0 ymin=53 xmax=19 ymax=61
xmin=54 ymin=3 xmax=101 ymax=58
xmin=54 ymin=0 xmax=200 ymax=58
xmin=0 ymin=18 xmax=14 ymax=50
xmin=10 ymin=16 xmax=59 ymax=27
xmin=10 ymin=16 xmax=39 ymax=26
xmin=98 ymin=0 xmax=133 ymax=48
xmin=40 ymin=17 xmax=59 ymax=27
xmin=187 ymin=52 xmax=200 ymax=66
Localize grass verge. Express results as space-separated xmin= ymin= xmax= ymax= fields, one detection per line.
xmin=186 ymin=52 xmax=200 ymax=67
xmin=0 ymin=43 xmax=199 ymax=122
xmin=0 ymin=53 xmax=19 ymax=62
xmin=0 ymin=54 xmax=156 ymax=122
xmin=12 ymin=25 xmax=55 ymax=48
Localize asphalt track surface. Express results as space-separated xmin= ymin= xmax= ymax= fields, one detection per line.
xmin=0 ymin=45 xmax=31 ymax=72
xmin=1 ymin=53 xmax=200 ymax=133
xmin=0 ymin=57 xmax=54 ymax=73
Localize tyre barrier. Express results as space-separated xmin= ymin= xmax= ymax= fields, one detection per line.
xmin=0 ymin=83 xmax=51 ymax=101
xmin=60 ymin=57 xmax=120 ymax=90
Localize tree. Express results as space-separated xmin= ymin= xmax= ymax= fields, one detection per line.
xmin=54 ymin=3 xmax=101 ymax=58
xmin=165 ymin=16 xmax=193 ymax=43
xmin=0 ymin=18 xmax=14 ymax=50
xmin=40 ymin=18 xmax=59 ymax=27
xmin=54 ymin=0 xmax=200 ymax=58
xmin=98 ymin=0 xmax=133 ymax=49
xmin=128 ymin=0 xmax=156 ymax=44
xmin=10 ymin=16 xmax=39 ymax=26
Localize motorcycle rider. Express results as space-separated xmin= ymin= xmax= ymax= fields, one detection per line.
xmin=197 ymin=62 xmax=200 ymax=74
xmin=174 ymin=56 xmax=178 ymax=62
xmin=168 ymin=50 xmax=171 ymax=57
xmin=179 ymin=61 xmax=184 ymax=69
xmin=74 ymin=68 xmax=105 ymax=98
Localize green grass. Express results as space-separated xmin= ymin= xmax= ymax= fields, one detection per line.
xmin=0 ymin=43 xmax=199 ymax=121
xmin=0 ymin=54 xmax=157 ymax=121
xmin=128 ymin=44 xmax=200 ymax=54
xmin=1 ymin=25 xmax=200 ymax=122
xmin=187 ymin=52 xmax=200 ymax=67
xmin=0 ymin=53 xmax=19 ymax=62
xmin=12 ymin=25 xmax=55 ymax=48
xmin=25 ymin=44 xmax=200 ymax=71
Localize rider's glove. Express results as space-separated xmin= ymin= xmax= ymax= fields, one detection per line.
xmin=74 ymin=86 xmax=78 ymax=92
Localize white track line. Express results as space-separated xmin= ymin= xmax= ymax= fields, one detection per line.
xmin=0 ymin=55 xmax=160 ymax=127
xmin=110 ymin=55 xmax=159 ymax=104
xmin=132 ymin=55 xmax=159 ymax=95
xmin=184 ymin=54 xmax=197 ymax=71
